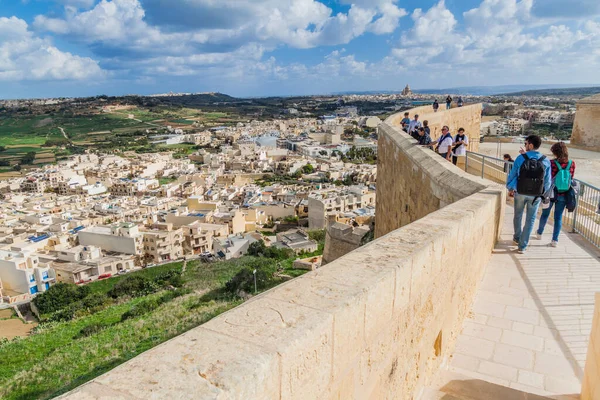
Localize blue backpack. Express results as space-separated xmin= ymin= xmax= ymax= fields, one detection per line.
xmin=554 ymin=160 xmax=572 ymax=193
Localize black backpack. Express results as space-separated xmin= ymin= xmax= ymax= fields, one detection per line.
xmin=517 ymin=154 xmax=546 ymax=196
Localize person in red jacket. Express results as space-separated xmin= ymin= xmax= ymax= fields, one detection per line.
xmin=536 ymin=142 xmax=575 ymax=247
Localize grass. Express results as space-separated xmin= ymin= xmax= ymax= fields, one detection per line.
xmin=159 ymin=177 xmax=178 ymax=185
xmin=0 ymin=254 xmax=311 ymax=400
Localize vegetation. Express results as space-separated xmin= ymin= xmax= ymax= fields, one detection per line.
xmin=0 ymin=241 xmax=325 ymax=399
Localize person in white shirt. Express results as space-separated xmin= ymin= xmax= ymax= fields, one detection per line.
xmin=425 ymin=126 xmax=454 ymax=161
xmin=408 ymin=114 xmax=422 ymax=139
xmin=452 ymin=127 xmax=469 ymax=165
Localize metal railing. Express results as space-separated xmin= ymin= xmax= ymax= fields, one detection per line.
xmin=465 ymin=151 xmax=600 ymax=249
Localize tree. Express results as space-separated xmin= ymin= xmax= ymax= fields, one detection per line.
xmin=0 ymin=160 xmax=10 ymax=167
xmin=21 ymin=151 xmax=36 ymax=165
xmin=13 ymin=164 xmax=21 ymax=171
xmin=302 ymin=163 xmax=314 ymax=174
xmin=0 ymin=146 xmax=6 ymax=152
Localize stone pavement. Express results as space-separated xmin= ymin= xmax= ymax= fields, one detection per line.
xmin=448 ymin=206 xmax=600 ymax=398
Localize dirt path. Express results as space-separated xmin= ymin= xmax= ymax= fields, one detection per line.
xmin=0 ymin=319 xmax=37 ymax=339
xmin=58 ymin=127 xmax=69 ymax=140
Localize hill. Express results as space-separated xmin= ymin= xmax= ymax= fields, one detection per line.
xmin=414 ymin=84 xmax=599 ymax=96
xmin=501 ymin=86 xmax=600 ymax=97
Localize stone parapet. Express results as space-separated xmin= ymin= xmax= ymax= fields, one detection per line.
xmin=59 ymin=104 xmax=505 ymax=400
xmin=388 ymin=103 xmax=482 ymax=152
xmin=582 ymin=293 xmax=600 ymax=399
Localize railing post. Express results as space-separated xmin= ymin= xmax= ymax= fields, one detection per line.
xmin=465 ymin=152 xmax=469 ymax=173
xmin=572 ymin=182 xmax=582 ymax=233
xmin=481 ymin=157 xmax=485 ymax=179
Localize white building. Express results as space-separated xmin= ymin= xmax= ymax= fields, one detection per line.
xmin=0 ymin=250 xmax=55 ymax=297
xmin=78 ymin=223 xmax=143 ymax=255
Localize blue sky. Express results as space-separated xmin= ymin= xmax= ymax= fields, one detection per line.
xmin=1 ymin=0 xmax=600 ymax=99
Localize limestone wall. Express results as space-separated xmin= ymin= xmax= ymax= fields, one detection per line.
xmin=60 ymin=105 xmax=505 ymax=400
xmin=582 ymin=293 xmax=600 ymax=399
xmin=572 ymin=95 xmax=600 ymax=151
xmin=387 ymin=103 xmax=482 ymax=152
xmin=322 ymin=222 xmax=370 ymax=264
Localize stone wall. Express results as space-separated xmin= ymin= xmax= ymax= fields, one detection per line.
xmin=387 ymin=103 xmax=482 ymax=152
xmin=322 ymin=222 xmax=371 ymax=264
xmin=60 ymin=105 xmax=505 ymax=400
xmin=582 ymin=293 xmax=600 ymax=399
xmin=572 ymin=94 xmax=600 ymax=152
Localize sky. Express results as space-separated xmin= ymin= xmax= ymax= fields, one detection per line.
xmin=1 ymin=0 xmax=600 ymax=99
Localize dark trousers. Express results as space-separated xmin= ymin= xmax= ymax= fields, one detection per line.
xmin=452 ymin=156 xmax=458 ymax=165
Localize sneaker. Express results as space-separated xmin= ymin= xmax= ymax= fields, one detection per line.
xmin=550 ymin=241 xmax=558 ymax=247
xmin=513 ymin=239 xmax=519 ymax=246
xmin=535 ymin=233 xmax=542 ymax=240
xmin=517 ymin=248 xmax=526 ymax=254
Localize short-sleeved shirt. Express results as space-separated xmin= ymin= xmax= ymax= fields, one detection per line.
xmin=408 ymin=119 xmax=422 ymax=133
xmin=437 ymin=134 xmax=454 ymax=154
xmin=401 ymin=117 xmax=410 ymax=127
xmin=453 ymin=134 xmax=469 ymax=156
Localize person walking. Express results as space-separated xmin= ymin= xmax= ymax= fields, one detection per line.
xmin=506 ymin=135 xmax=551 ymax=253
xmin=401 ymin=112 xmax=410 ymax=132
xmin=457 ymin=96 xmax=464 ymax=107
xmin=433 ymin=100 xmax=439 ymax=112
xmin=446 ymin=95 xmax=453 ymax=109
xmin=408 ymin=114 xmax=422 ymax=140
xmin=425 ymin=126 xmax=454 ymax=161
xmin=452 ymin=128 xmax=468 ymax=165
xmin=535 ymin=142 xmax=576 ymax=247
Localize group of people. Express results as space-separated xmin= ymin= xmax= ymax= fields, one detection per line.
xmin=432 ymin=96 xmax=463 ymax=112
xmin=506 ymin=135 xmax=577 ymax=253
xmin=400 ymin=112 xmax=468 ymax=164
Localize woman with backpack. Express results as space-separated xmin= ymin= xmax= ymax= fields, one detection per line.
xmin=536 ymin=142 xmax=576 ymax=247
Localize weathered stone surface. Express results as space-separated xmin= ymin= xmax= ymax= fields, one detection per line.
xmin=60 ymin=105 xmax=504 ymax=400
xmin=572 ymin=94 xmax=600 ymax=151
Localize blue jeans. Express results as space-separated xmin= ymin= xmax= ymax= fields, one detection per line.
xmin=537 ymin=196 xmax=567 ymax=242
xmin=446 ymin=102 xmax=451 ymax=109
xmin=513 ymin=194 xmax=541 ymax=250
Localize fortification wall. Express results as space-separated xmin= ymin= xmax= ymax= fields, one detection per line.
xmin=572 ymin=95 xmax=600 ymax=152
xmin=322 ymin=222 xmax=370 ymax=264
xmin=388 ymin=103 xmax=482 ymax=152
xmin=582 ymin=293 xmax=600 ymax=399
xmin=60 ymin=105 xmax=505 ymax=400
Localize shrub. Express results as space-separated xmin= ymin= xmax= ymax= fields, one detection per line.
xmin=108 ymin=275 xmax=158 ymax=298
xmin=224 ymin=259 xmax=278 ymax=296
xmin=33 ymin=283 xmax=90 ymax=315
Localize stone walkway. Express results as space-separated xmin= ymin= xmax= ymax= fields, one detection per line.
xmin=448 ymin=206 xmax=600 ymax=398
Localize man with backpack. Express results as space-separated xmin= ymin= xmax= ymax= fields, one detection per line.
xmin=506 ymin=135 xmax=552 ymax=253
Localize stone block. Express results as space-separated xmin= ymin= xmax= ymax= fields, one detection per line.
xmin=205 ymin=298 xmax=333 ymax=400
xmin=264 ymin=277 xmax=367 ymax=382
xmin=84 ymin=327 xmax=279 ymax=400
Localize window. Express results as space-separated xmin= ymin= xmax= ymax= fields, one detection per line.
xmin=29 ymin=275 xmax=35 ymax=283
xmin=30 ymin=286 xmax=39 ymax=294
xmin=104 ymin=266 xmax=112 ymax=273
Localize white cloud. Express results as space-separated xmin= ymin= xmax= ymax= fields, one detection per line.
xmin=0 ymin=16 xmax=104 ymax=81
xmin=389 ymin=0 xmax=600 ymax=82
xmin=34 ymin=0 xmax=407 ymax=54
